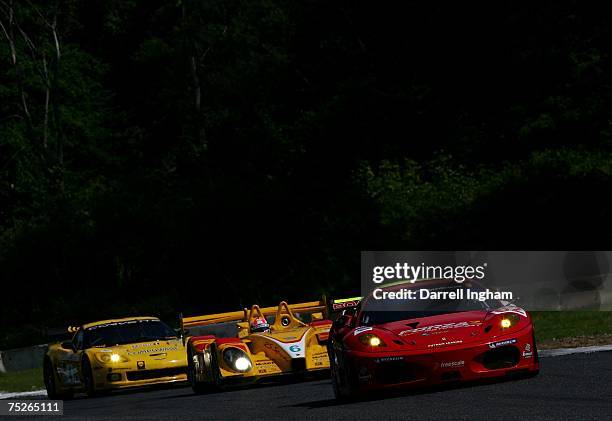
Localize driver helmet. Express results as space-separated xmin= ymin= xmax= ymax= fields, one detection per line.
xmin=250 ymin=316 xmax=270 ymax=333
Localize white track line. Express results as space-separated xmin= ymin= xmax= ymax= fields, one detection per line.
xmin=540 ymin=344 xmax=612 ymax=357
xmin=0 ymin=389 xmax=47 ymax=399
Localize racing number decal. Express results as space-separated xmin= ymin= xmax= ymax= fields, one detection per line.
xmin=289 ymin=345 xmax=301 ymax=353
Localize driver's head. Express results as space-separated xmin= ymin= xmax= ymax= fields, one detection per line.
xmin=250 ymin=316 xmax=270 ymax=333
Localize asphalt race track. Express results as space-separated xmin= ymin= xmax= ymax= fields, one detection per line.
xmin=10 ymin=351 xmax=612 ymax=420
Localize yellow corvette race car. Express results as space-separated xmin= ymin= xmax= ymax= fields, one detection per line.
xmin=43 ymin=317 xmax=187 ymax=399
xmin=182 ymin=299 xmax=332 ymax=393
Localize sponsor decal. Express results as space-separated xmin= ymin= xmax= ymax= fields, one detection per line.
xmin=375 ymin=356 xmax=404 ymax=363
xmin=332 ymin=298 xmax=361 ymax=310
xmin=428 ymin=340 xmax=463 ymax=348
xmin=353 ymin=326 xmax=373 ymax=336
xmin=262 ymin=333 xmax=307 ymax=358
xmin=57 ymin=363 xmax=80 ymax=385
xmin=127 ymin=346 xmax=178 ymax=356
xmin=488 ymin=338 xmax=517 ymax=349
xmin=399 ymin=321 xmax=481 ymax=337
xmin=440 ymin=360 xmax=464 ymax=368
xmin=264 ymin=343 xmax=289 ymax=360
xmin=523 ymin=343 xmax=533 ymax=358
xmin=358 ymin=366 xmax=372 ymax=382
xmin=255 ymin=360 xmax=276 ymax=372
xmin=87 ymin=319 xmax=158 ymax=330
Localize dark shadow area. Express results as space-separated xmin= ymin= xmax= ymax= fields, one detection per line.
xmin=287 ymin=373 xmax=540 ymax=409
xmin=158 ymin=374 xmax=332 ymax=400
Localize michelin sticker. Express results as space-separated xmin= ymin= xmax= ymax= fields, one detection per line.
xmin=488 ymin=338 xmax=517 ymax=349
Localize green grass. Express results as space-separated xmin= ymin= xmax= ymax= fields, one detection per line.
xmin=0 ymin=367 xmax=44 ymax=393
xmin=532 ymin=311 xmax=612 ymax=342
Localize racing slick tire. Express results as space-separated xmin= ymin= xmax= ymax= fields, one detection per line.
xmin=43 ymin=358 xmax=73 ymax=400
xmin=189 ymin=343 xmax=221 ymax=394
xmin=330 ymin=344 xmax=360 ymax=401
xmin=82 ymin=357 xmax=99 ymax=398
xmin=528 ymin=331 xmax=540 ymax=377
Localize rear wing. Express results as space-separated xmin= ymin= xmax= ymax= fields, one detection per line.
xmin=181 ymin=297 xmax=329 ymax=330
xmin=331 ymin=296 xmax=362 ymax=312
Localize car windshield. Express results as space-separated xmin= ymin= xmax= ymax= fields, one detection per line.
xmin=83 ymin=319 xmax=177 ymax=348
xmin=360 ymin=284 xmax=503 ymax=326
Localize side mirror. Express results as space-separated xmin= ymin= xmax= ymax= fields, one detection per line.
xmin=61 ymin=340 xmax=74 ymax=351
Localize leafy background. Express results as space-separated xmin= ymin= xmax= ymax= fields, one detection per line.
xmin=0 ymin=1 xmax=610 ymax=347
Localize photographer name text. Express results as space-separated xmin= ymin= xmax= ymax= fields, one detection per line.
xmin=372 ymin=287 xmax=512 ymax=302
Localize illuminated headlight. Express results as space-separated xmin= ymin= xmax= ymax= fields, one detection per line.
xmin=358 ymin=333 xmax=386 ymax=347
xmin=222 ymin=347 xmax=252 ymax=372
xmin=96 ymin=352 xmax=127 ymax=364
xmin=499 ymin=313 xmax=520 ymax=329
xmin=234 ymin=357 xmax=251 ymax=371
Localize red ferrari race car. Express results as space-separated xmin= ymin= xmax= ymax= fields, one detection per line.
xmin=328 ymin=279 xmax=539 ymax=399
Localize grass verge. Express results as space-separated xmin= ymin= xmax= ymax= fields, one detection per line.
xmin=0 ymin=367 xmax=44 ymax=393
xmin=532 ymin=311 xmax=612 ymax=349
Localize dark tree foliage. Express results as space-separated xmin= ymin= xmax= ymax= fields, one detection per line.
xmin=0 ymin=1 xmax=610 ymax=347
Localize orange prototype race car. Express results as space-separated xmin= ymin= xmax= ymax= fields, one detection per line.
xmin=181 ymin=299 xmax=332 ymax=393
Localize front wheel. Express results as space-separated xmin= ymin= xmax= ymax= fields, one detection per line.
xmin=81 ymin=358 xmax=99 ymax=398
xmin=528 ymin=330 xmax=540 ymax=377
xmin=330 ymin=344 xmax=359 ymax=401
xmin=43 ymin=358 xmax=73 ymax=400
xmin=330 ymin=349 xmax=342 ymax=399
xmin=189 ymin=344 xmax=221 ymax=394
xmin=188 ymin=348 xmax=210 ymax=394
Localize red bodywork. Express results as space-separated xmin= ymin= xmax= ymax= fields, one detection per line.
xmin=329 ymin=280 xmax=540 ymax=397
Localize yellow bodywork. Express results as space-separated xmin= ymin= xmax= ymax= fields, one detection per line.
xmin=184 ymin=300 xmax=332 ymax=388
xmin=45 ymin=317 xmax=187 ymax=396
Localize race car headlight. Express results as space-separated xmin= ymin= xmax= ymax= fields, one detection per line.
xmin=499 ymin=313 xmax=520 ymax=330
xmin=95 ymin=352 xmax=128 ymax=364
xmin=222 ymin=347 xmax=252 ymax=373
xmin=234 ymin=357 xmax=251 ymax=372
xmin=358 ymin=333 xmax=386 ymax=348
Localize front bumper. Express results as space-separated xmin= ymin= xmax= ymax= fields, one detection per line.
xmin=218 ymin=366 xmax=330 ymax=388
xmin=346 ymin=325 xmax=539 ymax=391
xmin=92 ymin=363 xmax=187 ymax=390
